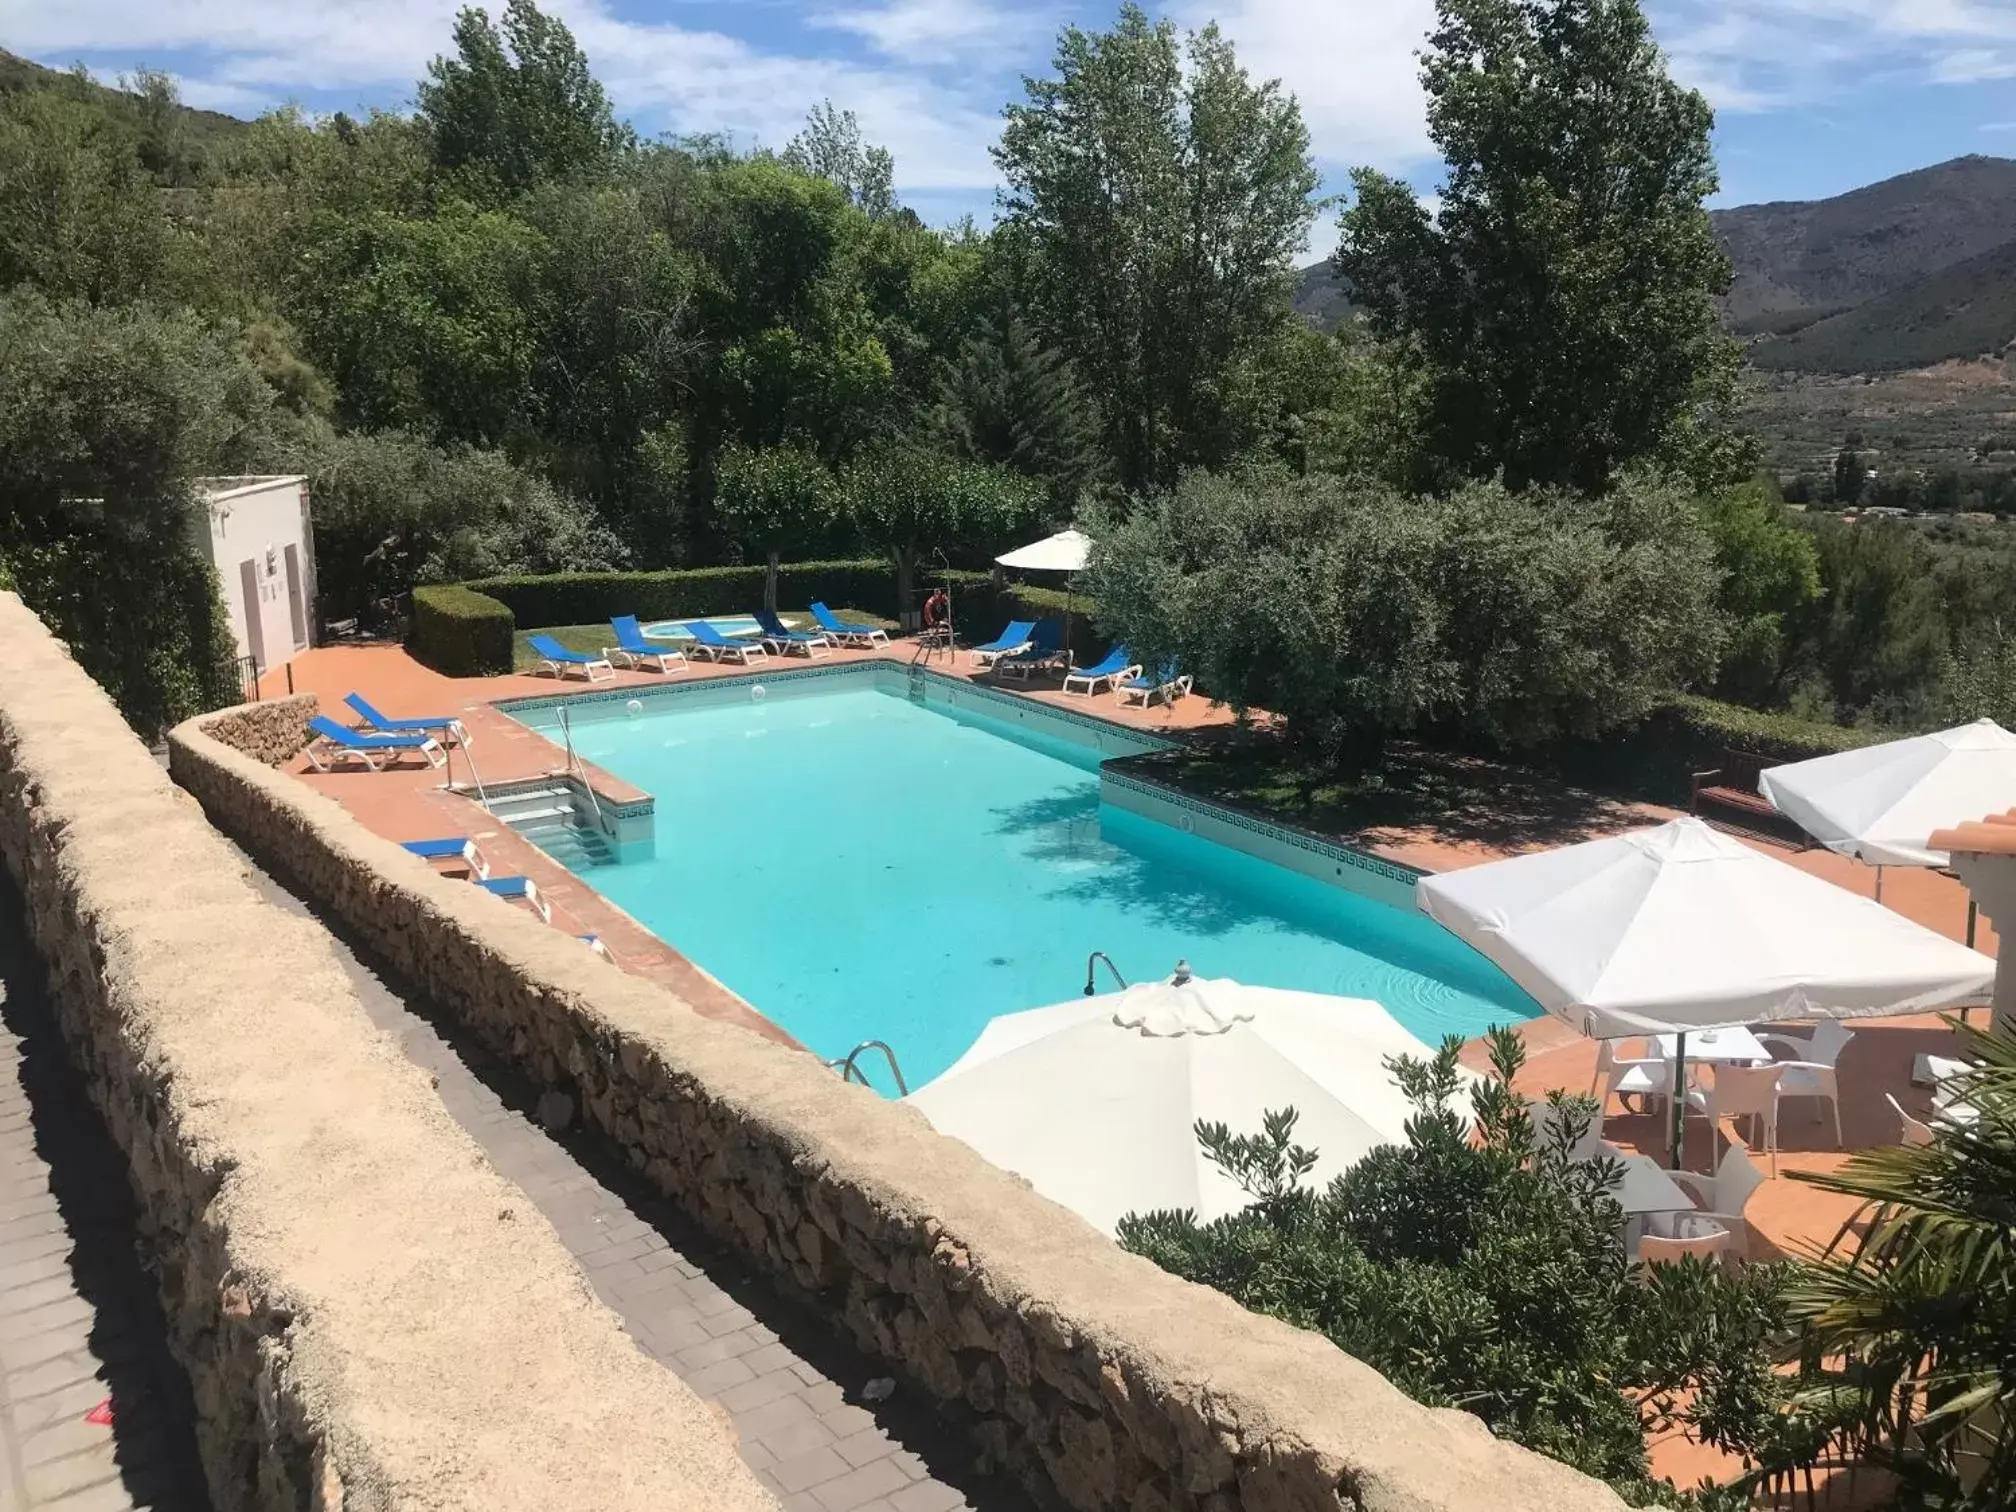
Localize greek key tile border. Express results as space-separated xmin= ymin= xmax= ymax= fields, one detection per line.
xmin=1100 ymin=768 xmax=1425 ymax=888
xmin=494 ymin=659 xmax=1181 ymax=756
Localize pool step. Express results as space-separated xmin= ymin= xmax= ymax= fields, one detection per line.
xmin=515 ymin=818 xmax=619 ymax=870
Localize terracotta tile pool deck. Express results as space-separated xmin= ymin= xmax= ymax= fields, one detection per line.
xmin=263 ymin=635 xmax=1993 ymax=1498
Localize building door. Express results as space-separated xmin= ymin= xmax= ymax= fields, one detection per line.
xmin=283 ymin=544 xmax=308 ymax=650
xmin=238 ymin=558 xmax=265 ymax=671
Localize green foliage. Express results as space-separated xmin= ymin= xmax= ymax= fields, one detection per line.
xmin=1086 ymin=470 xmax=1723 ymax=765
xmin=1779 ymin=517 xmax=1948 ymax=726
xmin=1785 ymin=1020 xmax=2016 ymax=1505
xmin=929 ymin=314 xmax=1105 ymax=506
xmin=712 ymin=442 xmax=843 ymax=607
xmin=464 ymin=558 xmax=904 ymax=628
xmin=291 ymin=201 xmax=548 ymax=446
xmin=287 ymin=426 xmax=626 ymax=627
xmin=0 ymin=293 xmax=268 ymax=732
xmin=1833 ymin=445 xmax=1867 ymax=506
xmin=1938 ymin=629 xmax=2016 ymax=727
xmin=1120 ymin=1028 xmax=1794 ymax=1500
xmin=995 ymin=4 xmax=1320 ymax=489
xmin=839 ymin=445 xmax=1045 ymax=611
xmin=1697 ymin=482 xmax=1823 ymax=705
xmin=417 ymin=0 xmax=633 ymax=197
xmin=409 ymin=582 xmax=514 ymax=675
xmin=1338 ymin=0 xmax=1744 ymax=493
xmin=0 ymin=75 xmax=168 ymax=303
xmin=781 ymin=101 xmax=896 ymax=220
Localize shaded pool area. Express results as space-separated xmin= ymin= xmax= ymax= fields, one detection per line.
xmin=504 ymin=670 xmax=1539 ymax=1089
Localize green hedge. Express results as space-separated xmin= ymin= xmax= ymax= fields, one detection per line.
xmin=409 ymin=583 xmax=514 ymax=676
xmin=464 ymin=559 xmax=904 ymax=629
xmin=1542 ymin=693 xmax=1880 ymax=806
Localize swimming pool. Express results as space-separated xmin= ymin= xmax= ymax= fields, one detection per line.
xmin=640 ymin=615 xmax=763 ymax=641
xmin=504 ymin=670 xmax=1538 ymax=1090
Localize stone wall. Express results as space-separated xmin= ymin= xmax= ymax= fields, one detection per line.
xmin=198 ymin=692 xmax=318 ymax=765
xmin=0 ymin=596 xmax=777 ymax=1512
xmin=169 ymin=700 xmax=1630 ymax=1512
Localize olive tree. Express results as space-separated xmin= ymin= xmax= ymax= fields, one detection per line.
xmin=841 ymin=445 xmax=1044 ymax=622
xmin=712 ymin=442 xmax=842 ymax=610
xmin=1083 ymin=469 xmax=1723 ymax=767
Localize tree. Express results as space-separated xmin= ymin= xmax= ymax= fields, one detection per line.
xmin=1785 ymin=1021 xmax=2016 ymax=1505
xmin=286 ymin=425 xmax=627 ymax=626
xmin=290 ymin=201 xmax=548 ymax=447
xmin=995 ymin=6 xmax=1319 ymax=489
xmin=712 ymin=443 xmax=841 ymax=610
xmin=417 ymin=0 xmax=633 ymax=196
xmin=782 ymin=101 xmax=897 ymax=219
xmin=1778 ymin=518 xmax=1945 ymax=725
xmin=840 ymin=446 xmax=1042 ymax=619
xmin=1698 ymin=482 xmax=1823 ymax=706
xmin=1120 ymin=1028 xmax=1797 ymax=1500
xmin=1337 ymin=0 xmax=1744 ymax=494
xmin=928 ymin=314 xmax=1104 ymax=506
xmin=0 ymin=294 xmax=270 ymax=733
xmin=1083 ymin=470 xmax=1723 ymax=768
xmin=0 ymin=77 xmax=167 ymax=303
xmin=1833 ymin=445 xmax=1867 ymax=507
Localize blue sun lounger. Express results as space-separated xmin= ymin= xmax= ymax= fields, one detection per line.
xmin=1118 ymin=662 xmax=1193 ymax=707
xmin=304 ymin=715 xmax=446 ymax=771
xmin=1061 ymin=646 xmax=1140 ymax=696
xmin=686 ymin=620 xmax=770 ymax=664
xmin=754 ymin=608 xmax=832 ymax=658
xmin=809 ymin=602 xmax=889 ymax=648
xmin=604 ymin=615 xmax=688 ymax=674
xmin=998 ymin=620 xmax=1066 ymax=680
xmin=345 ymin=691 xmax=469 ymax=747
xmin=527 ymin=633 xmax=615 ymax=682
xmin=401 ymin=836 xmax=490 ymax=879
xmin=477 ymin=875 xmax=551 ymax=922
xmin=971 ymin=619 xmax=1036 ymax=668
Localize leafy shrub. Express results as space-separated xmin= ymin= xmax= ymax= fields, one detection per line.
xmin=1121 ymin=1029 xmax=1797 ymax=1501
xmin=1541 ymin=693 xmax=1878 ymax=806
xmin=464 ymin=559 xmax=901 ymax=628
xmin=409 ymin=583 xmax=513 ymax=675
xmin=293 ymin=427 xmax=628 ymax=626
xmin=1086 ymin=470 xmax=1724 ymax=767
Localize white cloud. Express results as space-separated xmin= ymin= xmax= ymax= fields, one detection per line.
xmin=816 ymin=0 xmax=1055 ymax=67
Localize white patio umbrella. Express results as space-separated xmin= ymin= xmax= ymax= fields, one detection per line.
xmin=1416 ymin=817 xmax=1994 ymax=1162
xmin=903 ymin=966 xmax=1441 ymax=1235
xmin=994 ymin=528 xmax=1092 ymax=573
xmin=1758 ymin=719 xmax=2016 ymax=920
xmin=992 ymin=528 xmax=1095 ymax=662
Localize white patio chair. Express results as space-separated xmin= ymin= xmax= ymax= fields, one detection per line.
xmin=1636 ymin=1213 xmax=1739 ymax=1266
xmin=1665 ymin=1140 xmax=1769 ymax=1258
xmin=1707 ymin=1063 xmax=1784 ymax=1174
xmin=1758 ymin=1019 xmax=1847 ymax=1148
xmin=1885 ymin=1092 xmax=1935 ymax=1148
xmin=1591 ymin=1038 xmax=1670 ymax=1134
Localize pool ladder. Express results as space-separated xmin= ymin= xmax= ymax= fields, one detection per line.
xmin=1084 ymin=951 xmax=1128 ymax=996
xmin=829 ymin=1040 xmax=909 ymax=1095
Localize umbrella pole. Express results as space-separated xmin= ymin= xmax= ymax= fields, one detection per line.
xmin=1875 ymin=865 xmax=1885 ymax=904
xmin=1669 ymin=1032 xmax=1688 ymax=1169
xmin=1966 ymin=899 xmax=1980 ymax=1025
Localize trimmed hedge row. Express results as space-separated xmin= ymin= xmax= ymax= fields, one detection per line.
xmin=1544 ymin=692 xmax=1880 ymax=807
xmin=409 ymin=583 xmax=514 ymax=676
xmin=464 ymin=560 xmax=904 ymax=629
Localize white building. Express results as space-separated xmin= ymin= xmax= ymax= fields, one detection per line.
xmin=191 ymin=476 xmax=315 ymax=675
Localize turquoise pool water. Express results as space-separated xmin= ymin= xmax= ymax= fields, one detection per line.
xmin=640 ymin=615 xmax=763 ymax=641
xmin=509 ymin=677 xmax=1538 ymax=1090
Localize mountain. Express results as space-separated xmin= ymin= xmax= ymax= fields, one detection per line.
xmin=1293 ymin=156 xmax=2016 ymax=376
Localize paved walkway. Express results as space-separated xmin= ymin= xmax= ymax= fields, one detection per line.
xmin=0 ymin=890 xmax=210 ymax=1512
xmin=239 ymin=864 xmax=1005 ymax=1512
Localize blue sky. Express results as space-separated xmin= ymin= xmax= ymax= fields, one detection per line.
xmin=6 ymin=0 xmax=2016 ymax=260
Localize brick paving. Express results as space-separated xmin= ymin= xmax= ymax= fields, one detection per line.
xmin=0 ymin=887 xmax=210 ymax=1512
xmin=238 ymin=864 xmax=1011 ymax=1512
